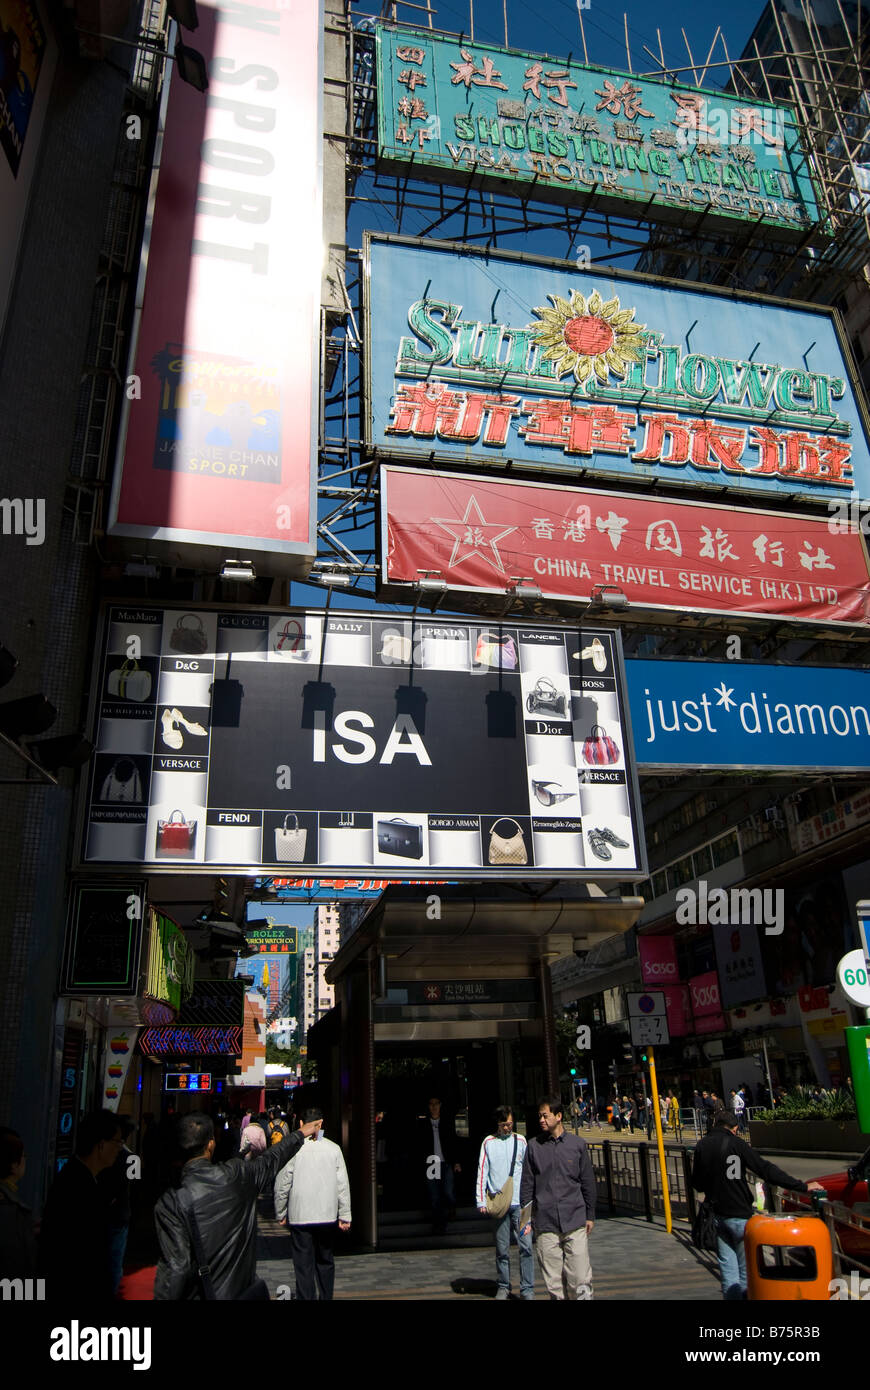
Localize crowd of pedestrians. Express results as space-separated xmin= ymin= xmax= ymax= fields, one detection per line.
xmin=0 ymin=1078 xmax=833 ymax=1303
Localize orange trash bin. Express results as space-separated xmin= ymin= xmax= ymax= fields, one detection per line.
xmin=744 ymin=1213 xmax=833 ymax=1301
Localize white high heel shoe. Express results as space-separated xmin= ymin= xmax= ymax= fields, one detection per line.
xmin=170 ymin=708 xmax=207 ymax=736
xmin=160 ymin=708 xmax=183 ymax=750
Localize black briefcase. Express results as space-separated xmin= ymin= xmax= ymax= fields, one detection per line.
xmin=377 ymin=817 xmax=424 ymax=859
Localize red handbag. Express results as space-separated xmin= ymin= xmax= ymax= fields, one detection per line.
xmin=581 ymin=724 xmax=620 ymax=766
xmin=156 ymin=809 xmax=196 ymax=855
xmin=275 ymin=618 xmax=311 ymax=659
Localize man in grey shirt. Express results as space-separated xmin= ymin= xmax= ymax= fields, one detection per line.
xmin=520 ymin=1092 xmax=596 ymax=1300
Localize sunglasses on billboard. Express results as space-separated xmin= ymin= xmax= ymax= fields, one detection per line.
xmin=532 ymin=780 xmax=576 ymax=807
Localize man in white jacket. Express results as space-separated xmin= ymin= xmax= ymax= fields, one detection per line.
xmin=476 ymin=1105 xmax=534 ymax=1300
xmin=274 ymin=1108 xmax=351 ymax=1301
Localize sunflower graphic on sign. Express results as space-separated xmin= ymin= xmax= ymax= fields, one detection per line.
xmin=529 ymin=289 xmax=647 ymax=384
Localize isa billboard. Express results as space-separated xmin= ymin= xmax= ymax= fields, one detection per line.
xmin=366 ymin=236 xmax=870 ymax=504
xmin=376 ymin=25 xmax=819 ymax=235
xmin=81 ymin=604 xmax=646 ymax=880
xmin=108 ymin=0 xmax=321 ymax=575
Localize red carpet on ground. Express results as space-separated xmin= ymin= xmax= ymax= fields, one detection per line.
xmin=119 ymin=1264 xmax=157 ymax=1300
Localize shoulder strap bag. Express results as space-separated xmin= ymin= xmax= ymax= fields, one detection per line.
xmin=485 ymin=1136 xmax=518 ymax=1219
xmin=275 ymin=813 xmax=307 ymax=862
xmin=581 ymin=723 xmax=620 ymax=766
xmin=170 ymin=613 xmax=208 ymax=654
xmin=176 ymin=1188 xmax=269 ymax=1301
xmin=488 ymin=817 xmax=527 ymax=866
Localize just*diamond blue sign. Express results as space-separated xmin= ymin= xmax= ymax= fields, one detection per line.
xmin=627 ymin=659 xmax=870 ymax=770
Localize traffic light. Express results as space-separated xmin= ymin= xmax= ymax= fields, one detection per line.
xmin=640 ymin=1049 xmax=649 ymax=1064
xmin=569 ymin=1065 xmax=577 ymax=1077
xmin=621 ymin=1042 xmax=633 ymax=1063
xmin=608 ymin=1062 xmax=617 ymax=1079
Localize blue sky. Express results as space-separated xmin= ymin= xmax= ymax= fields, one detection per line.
xmin=353 ymin=0 xmax=769 ymax=90
xmin=311 ymin=0 xmax=778 ymax=613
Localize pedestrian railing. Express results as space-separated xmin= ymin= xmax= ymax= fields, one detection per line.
xmin=587 ymin=1140 xmax=697 ymax=1223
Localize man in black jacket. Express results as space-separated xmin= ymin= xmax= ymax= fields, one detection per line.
xmin=416 ymin=1097 xmax=462 ymax=1235
xmin=154 ymin=1110 xmax=318 ymax=1299
xmin=39 ymin=1110 xmax=123 ymax=1301
xmin=691 ymin=1110 xmax=823 ymax=1299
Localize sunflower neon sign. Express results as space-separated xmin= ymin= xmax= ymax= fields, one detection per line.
xmin=372 ymin=237 xmax=867 ymax=498
xmin=529 ymin=289 xmax=646 ymax=384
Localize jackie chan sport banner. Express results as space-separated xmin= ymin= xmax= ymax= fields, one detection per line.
xmin=80 ymin=605 xmax=646 ymax=880
xmin=365 ymin=237 xmax=870 ymax=504
xmin=380 ymin=468 xmax=870 ymax=627
xmin=375 ymin=25 xmax=819 ymax=235
xmin=107 ymin=0 xmax=322 ymax=575
xmin=0 ymin=0 xmax=56 ymax=342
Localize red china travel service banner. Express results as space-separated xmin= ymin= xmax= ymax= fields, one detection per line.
xmin=381 ymin=467 xmax=870 ymax=625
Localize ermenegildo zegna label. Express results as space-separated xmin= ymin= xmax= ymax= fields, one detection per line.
xmin=83 ymin=606 xmax=645 ymax=879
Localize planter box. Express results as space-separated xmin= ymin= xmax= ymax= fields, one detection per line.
xmin=749 ymin=1119 xmax=868 ymax=1154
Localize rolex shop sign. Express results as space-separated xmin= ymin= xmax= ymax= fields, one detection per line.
xmin=145 ymin=909 xmax=193 ymax=1014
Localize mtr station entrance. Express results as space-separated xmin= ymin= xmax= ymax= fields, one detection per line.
xmin=310 ymin=882 xmax=642 ymax=1248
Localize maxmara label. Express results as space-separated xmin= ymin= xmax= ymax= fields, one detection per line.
xmin=367 ymin=239 xmax=870 ymax=501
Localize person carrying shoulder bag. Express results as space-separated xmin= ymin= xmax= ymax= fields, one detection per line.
xmin=476 ymin=1105 xmax=534 ymax=1301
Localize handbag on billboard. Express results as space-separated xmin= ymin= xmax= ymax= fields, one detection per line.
xmin=581 ymin=724 xmax=621 ymax=766
xmin=156 ymin=809 xmax=196 ymax=855
xmin=379 ymin=632 xmax=412 ymax=664
xmin=275 ymin=813 xmax=307 ymax=862
xmin=525 ymin=676 xmax=567 ymax=717
xmin=376 ymin=817 xmax=423 ymax=859
xmin=107 ymin=659 xmax=151 ymax=702
xmin=170 ymin=614 xmax=208 ymax=655
xmin=488 ymin=818 xmax=527 ymax=866
xmin=474 ymin=632 xmax=518 ymax=670
xmin=100 ymin=759 xmax=143 ymax=803
xmin=275 ymin=618 xmax=312 ymax=660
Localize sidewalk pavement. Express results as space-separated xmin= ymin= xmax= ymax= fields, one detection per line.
xmin=256 ymin=1211 xmax=721 ymax=1301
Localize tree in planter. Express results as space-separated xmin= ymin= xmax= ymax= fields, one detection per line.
xmin=754 ymin=1085 xmax=856 ymax=1124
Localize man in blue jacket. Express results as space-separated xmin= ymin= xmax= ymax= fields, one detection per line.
xmin=476 ymin=1105 xmax=534 ymax=1300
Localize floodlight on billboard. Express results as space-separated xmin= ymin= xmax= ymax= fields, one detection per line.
xmin=375 ymin=25 xmax=820 ymax=236
xmin=365 ymin=236 xmax=870 ymax=504
xmin=80 ymin=604 xmax=646 ymax=880
xmin=107 ymin=0 xmax=322 ymax=576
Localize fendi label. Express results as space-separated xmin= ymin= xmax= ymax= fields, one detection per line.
xmin=207 ymin=809 xmax=263 ymax=826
